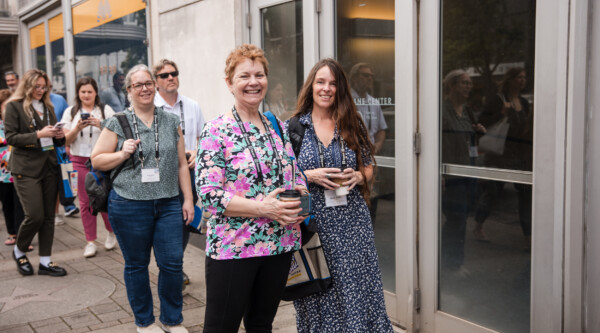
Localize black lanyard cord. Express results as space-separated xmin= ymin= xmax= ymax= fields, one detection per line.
xmin=231 ymin=106 xmax=284 ymax=187
xmin=131 ymin=108 xmax=159 ymax=168
xmin=178 ymin=100 xmax=185 ymax=135
xmin=314 ymin=130 xmax=347 ymax=170
xmin=31 ymin=106 xmax=49 ymax=128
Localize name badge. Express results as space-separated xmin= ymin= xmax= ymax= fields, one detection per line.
xmin=469 ymin=146 xmax=478 ymax=158
xmin=79 ymin=143 xmax=93 ymax=157
xmin=324 ymin=189 xmax=347 ymax=207
xmin=40 ymin=137 xmax=54 ymax=151
xmin=141 ymin=168 xmax=160 ymax=183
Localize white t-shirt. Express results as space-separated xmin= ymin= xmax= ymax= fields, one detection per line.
xmin=61 ymin=104 xmax=115 ymax=157
xmin=351 ymin=89 xmax=388 ymax=144
xmin=154 ymin=93 xmax=205 ymax=151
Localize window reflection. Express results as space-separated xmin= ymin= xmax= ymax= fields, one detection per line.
xmin=74 ymin=10 xmax=147 ymax=112
xmin=261 ymin=1 xmax=303 ymax=121
xmin=439 ymin=0 xmax=535 ymax=332
xmin=336 ymin=0 xmax=395 ymax=292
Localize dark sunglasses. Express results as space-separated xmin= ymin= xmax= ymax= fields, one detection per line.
xmin=156 ymin=71 xmax=179 ymax=79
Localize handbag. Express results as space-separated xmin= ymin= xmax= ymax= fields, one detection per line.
xmin=263 ymin=111 xmax=333 ymax=300
xmin=56 ymin=146 xmax=75 ymax=198
xmin=479 ymin=116 xmax=509 ymax=155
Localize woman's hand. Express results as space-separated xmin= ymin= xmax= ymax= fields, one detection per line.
xmin=87 ymin=116 xmax=102 ymax=128
xmin=340 ymin=168 xmax=364 ymax=190
xmin=260 ymin=188 xmax=304 ymax=226
xmin=306 ymin=167 xmax=343 ymax=190
xmin=121 ymin=138 xmax=141 ymax=158
xmin=473 ymin=123 xmax=486 ymax=134
xmin=37 ymin=125 xmax=57 ymax=138
xmin=74 ymin=118 xmax=91 ymax=132
xmin=182 ymin=200 xmax=195 ymax=225
xmin=54 ymin=128 xmax=65 ymax=139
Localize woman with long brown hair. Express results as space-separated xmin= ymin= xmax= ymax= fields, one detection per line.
xmin=289 ymin=58 xmax=392 ymax=332
xmin=4 ymin=69 xmax=67 ymax=277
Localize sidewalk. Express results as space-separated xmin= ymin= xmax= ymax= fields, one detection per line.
xmin=0 ymin=209 xmax=298 ymax=332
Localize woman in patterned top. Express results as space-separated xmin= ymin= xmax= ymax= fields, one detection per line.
xmin=92 ymin=65 xmax=193 ymax=333
xmin=289 ymin=59 xmax=393 ymax=332
xmin=196 ymin=44 xmax=306 ymax=332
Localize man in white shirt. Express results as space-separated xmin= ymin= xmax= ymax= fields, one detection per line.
xmin=350 ymin=63 xmax=388 ymax=155
xmin=153 ymin=59 xmax=205 ymax=290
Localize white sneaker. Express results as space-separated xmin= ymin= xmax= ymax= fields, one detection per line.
xmin=55 ymin=215 xmax=65 ymax=225
xmin=137 ymin=323 xmax=164 ymax=333
xmin=83 ymin=242 xmax=97 ymax=258
xmin=104 ymin=232 xmax=117 ymax=250
xmin=162 ymin=324 xmax=188 ymax=333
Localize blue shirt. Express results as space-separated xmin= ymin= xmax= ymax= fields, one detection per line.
xmin=50 ymin=93 xmax=69 ymax=121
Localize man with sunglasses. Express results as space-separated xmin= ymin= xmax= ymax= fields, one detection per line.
xmin=152 ymin=59 xmax=205 ymax=292
xmin=100 ymin=72 xmax=126 ymax=112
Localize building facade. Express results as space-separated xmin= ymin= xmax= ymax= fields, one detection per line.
xmin=3 ymin=0 xmax=600 ymax=332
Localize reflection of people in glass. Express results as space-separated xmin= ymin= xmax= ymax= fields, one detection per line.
xmin=441 ymin=70 xmax=485 ymax=271
xmin=264 ymin=81 xmax=289 ymax=119
xmin=475 ymin=68 xmax=532 ymax=248
xmin=100 ymin=72 xmax=126 ymax=112
xmin=291 ymin=59 xmax=393 ymax=332
xmin=349 ymin=63 xmax=387 ymax=154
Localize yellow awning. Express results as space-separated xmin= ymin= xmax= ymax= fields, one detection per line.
xmin=73 ymin=0 xmax=146 ymax=35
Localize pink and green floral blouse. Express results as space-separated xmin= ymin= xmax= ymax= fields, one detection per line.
xmin=0 ymin=121 xmax=13 ymax=183
xmin=196 ymin=114 xmax=305 ymax=260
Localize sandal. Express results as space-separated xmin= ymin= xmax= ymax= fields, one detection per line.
xmin=4 ymin=236 xmax=16 ymax=246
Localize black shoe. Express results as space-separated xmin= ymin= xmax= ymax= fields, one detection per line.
xmin=38 ymin=262 xmax=67 ymax=276
xmin=64 ymin=206 xmax=80 ymax=217
xmin=13 ymin=252 xmax=34 ymax=276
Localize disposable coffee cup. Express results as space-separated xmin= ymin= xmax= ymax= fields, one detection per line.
xmin=280 ymin=190 xmax=301 ymax=216
xmin=333 ymin=177 xmax=349 ymax=196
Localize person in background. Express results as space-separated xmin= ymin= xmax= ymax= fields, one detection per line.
xmin=265 ymin=81 xmax=290 ymax=119
xmin=4 ymin=69 xmax=67 ymax=277
xmin=61 ymin=77 xmax=116 ymax=258
xmin=100 ymin=72 xmax=126 ymax=112
xmin=92 ymin=64 xmax=193 ymax=333
xmin=153 ymin=58 xmax=205 ymax=291
xmin=196 ymin=44 xmax=305 ymax=333
xmin=51 ymin=91 xmax=80 ymax=224
xmin=290 ymin=58 xmax=393 ymax=332
xmin=4 ymin=71 xmax=19 ymax=92
xmin=0 ymin=89 xmax=25 ymax=247
xmin=349 ymin=62 xmax=388 ymax=222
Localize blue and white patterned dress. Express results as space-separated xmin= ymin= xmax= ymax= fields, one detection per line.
xmin=292 ymin=112 xmax=393 ymax=333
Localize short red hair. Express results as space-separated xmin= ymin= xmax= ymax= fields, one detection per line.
xmin=224 ymin=44 xmax=269 ymax=82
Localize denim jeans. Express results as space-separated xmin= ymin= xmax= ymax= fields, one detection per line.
xmin=108 ymin=190 xmax=184 ymax=327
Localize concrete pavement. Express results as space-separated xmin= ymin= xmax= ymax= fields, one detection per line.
xmin=0 ymin=209 xmax=298 ymax=332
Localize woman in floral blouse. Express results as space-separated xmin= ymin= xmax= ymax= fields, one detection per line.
xmin=196 ymin=44 xmax=306 ymax=332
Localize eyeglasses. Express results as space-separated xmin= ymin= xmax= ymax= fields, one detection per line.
xmin=34 ymin=85 xmax=49 ymax=92
xmin=129 ymin=81 xmax=155 ymax=91
xmin=156 ymin=71 xmax=179 ymax=79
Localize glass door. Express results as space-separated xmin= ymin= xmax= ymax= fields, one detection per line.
xmin=419 ymin=0 xmax=537 ymax=332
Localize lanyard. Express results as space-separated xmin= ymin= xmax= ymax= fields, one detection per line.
xmin=31 ymin=106 xmax=49 ymax=128
xmin=79 ymin=109 xmax=93 ymax=139
xmin=314 ymin=130 xmax=347 ymax=170
xmin=178 ymin=100 xmax=185 ymax=135
xmin=131 ymin=108 xmax=159 ymax=168
xmin=231 ymin=106 xmax=284 ymax=187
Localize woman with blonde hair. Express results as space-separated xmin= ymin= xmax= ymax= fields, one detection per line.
xmin=4 ymin=69 xmax=67 ymax=277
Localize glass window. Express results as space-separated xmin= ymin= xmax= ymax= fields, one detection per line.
xmin=336 ymin=0 xmax=396 ymax=292
xmin=29 ymin=22 xmax=46 ymax=72
xmin=439 ymin=0 xmax=536 ymax=331
xmin=73 ymin=0 xmax=148 ymax=112
xmin=48 ymin=14 xmax=66 ymax=98
xmin=261 ymin=1 xmax=303 ymax=121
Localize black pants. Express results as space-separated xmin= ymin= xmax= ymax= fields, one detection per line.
xmin=178 ymin=168 xmax=198 ymax=251
xmin=0 ymin=182 xmax=25 ymax=235
xmin=203 ymin=251 xmax=293 ymax=333
xmin=441 ymin=178 xmax=471 ymax=269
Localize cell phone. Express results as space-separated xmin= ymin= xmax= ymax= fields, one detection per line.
xmin=54 ymin=122 xmax=65 ymax=129
xmin=80 ymin=112 xmax=90 ymax=120
xmin=299 ymin=193 xmax=311 ymax=216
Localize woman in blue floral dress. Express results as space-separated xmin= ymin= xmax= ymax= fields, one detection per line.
xmin=195 ymin=44 xmax=306 ymax=333
xmin=290 ymin=59 xmax=393 ymax=332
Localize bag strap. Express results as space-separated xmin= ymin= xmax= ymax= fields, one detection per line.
xmin=287 ymin=116 xmax=305 ymax=158
xmin=108 ymin=113 xmax=135 ymax=184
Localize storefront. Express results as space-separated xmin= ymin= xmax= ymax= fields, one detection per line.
xmin=8 ymin=0 xmax=600 ymax=331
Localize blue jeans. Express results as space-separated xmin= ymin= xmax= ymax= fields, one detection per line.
xmin=108 ymin=190 xmax=184 ymax=327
